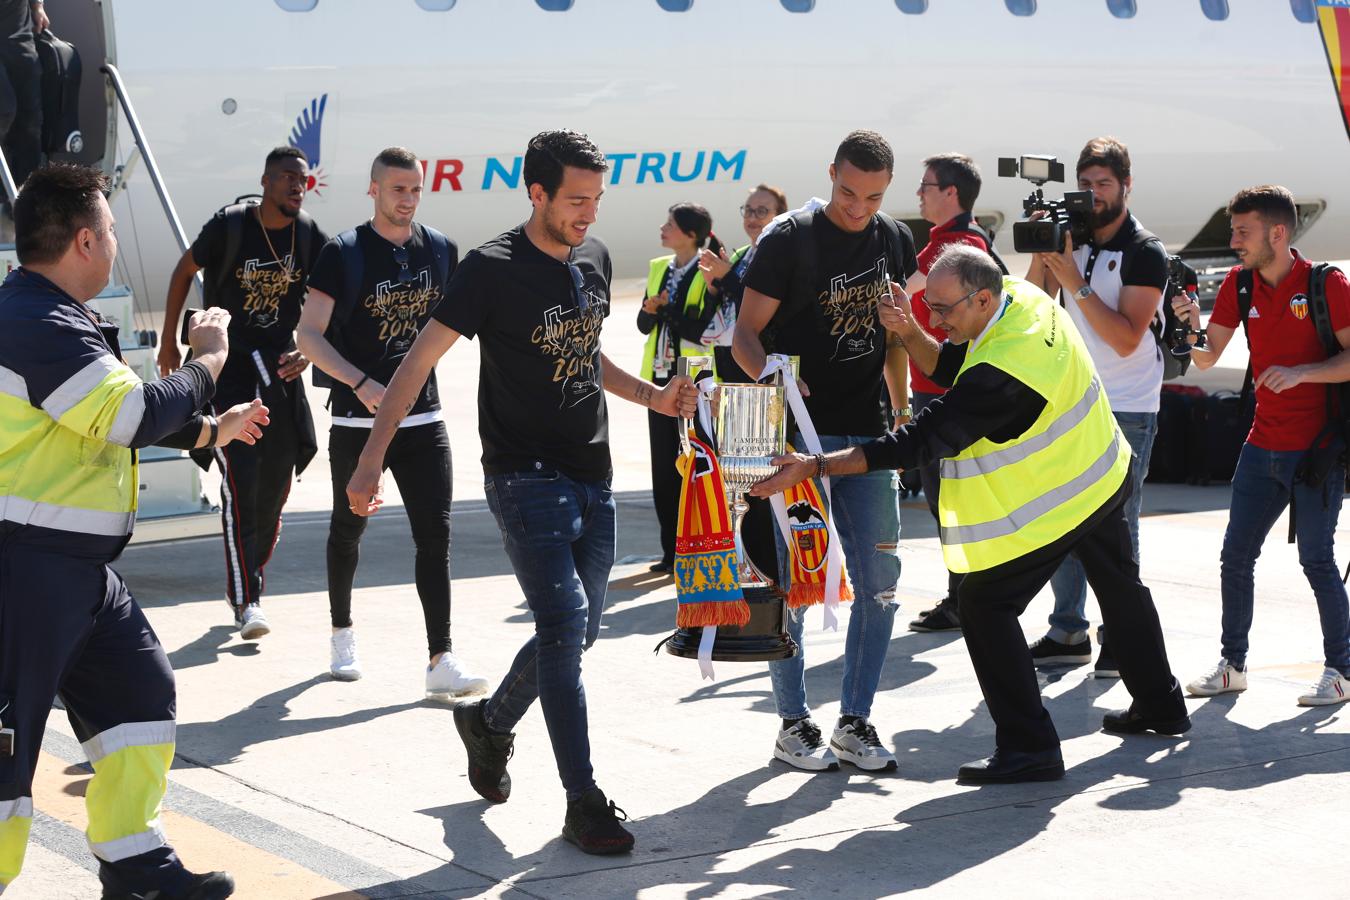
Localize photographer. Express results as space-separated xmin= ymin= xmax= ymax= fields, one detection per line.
xmin=1024 ymin=137 xmax=1167 ymax=679
xmin=1176 ymin=185 xmax=1350 ymax=707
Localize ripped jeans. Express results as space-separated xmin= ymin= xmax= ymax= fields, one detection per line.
xmin=769 ymin=433 xmax=901 ymax=721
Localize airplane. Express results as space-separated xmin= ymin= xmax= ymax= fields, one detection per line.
xmin=7 ymin=0 xmax=1349 ymax=534
xmin=33 ymin=0 xmax=1350 ymax=299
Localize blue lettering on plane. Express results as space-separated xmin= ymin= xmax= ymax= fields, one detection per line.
xmin=425 ymin=149 xmax=748 ymax=192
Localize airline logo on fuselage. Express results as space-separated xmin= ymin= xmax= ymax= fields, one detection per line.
xmin=416 ymin=149 xmax=747 ymax=193
xmin=288 ymin=94 xmax=329 ymax=196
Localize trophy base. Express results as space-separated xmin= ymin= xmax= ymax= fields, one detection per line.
xmin=664 ymin=583 xmax=799 ymax=663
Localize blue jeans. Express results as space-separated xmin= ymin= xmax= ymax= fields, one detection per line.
xmin=1047 ymin=411 xmax=1157 ymax=643
xmin=769 ymin=433 xmax=901 ymax=721
xmin=1219 ymin=443 xmax=1350 ymax=674
xmin=482 ymin=469 xmax=616 ymax=800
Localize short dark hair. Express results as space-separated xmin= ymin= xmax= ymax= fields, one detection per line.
xmin=834 ymin=129 xmax=894 ymax=174
xmin=752 ymin=183 xmax=789 ymax=215
xmin=930 ymin=243 xmax=1002 ymax=299
xmin=1076 ymin=136 xmax=1131 ymax=182
xmin=523 ymin=130 xmax=609 ymax=199
xmin=370 ymin=146 xmax=420 ymax=181
xmin=266 ymin=145 xmax=307 ymax=169
xmin=1227 ymin=184 xmax=1298 ymax=235
xmin=922 ymin=152 xmax=982 ymax=211
xmin=669 ymin=202 xmax=713 ymax=249
xmin=14 ymin=163 xmax=109 ymax=266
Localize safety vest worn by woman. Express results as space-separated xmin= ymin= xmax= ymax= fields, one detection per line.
xmin=639 ymin=255 xmax=709 ymax=380
xmin=937 ymin=276 xmax=1130 ymax=573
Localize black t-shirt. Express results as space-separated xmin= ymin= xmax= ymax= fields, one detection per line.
xmin=190 ymin=207 xmax=328 ymax=401
xmin=307 ymin=223 xmax=455 ymax=422
xmin=433 ymin=225 xmax=612 ymax=482
xmin=0 ymin=0 xmax=31 ymax=39
xmin=744 ymin=210 xmax=917 ymax=436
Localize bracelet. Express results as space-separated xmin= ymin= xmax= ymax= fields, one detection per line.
xmin=353 ymin=373 xmax=370 ymax=391
xmin=814 ymin=453 xmax=827 ymax=480
xmin=206 ymin=415 xmax=219 ymax=448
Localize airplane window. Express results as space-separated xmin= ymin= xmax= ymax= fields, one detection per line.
xmin=273 ymin=0 xmax=318 ymax=10
xmin=416 ymin=0 xmax=455 ymax=8
xmin=895 ymin=0 xmax=928 ymax=12
xmin=657 ymin=0 xmax=694 ymax=9
xmin=1004 ymin=0 xmax=1036 ymax=17
xmin=536 ymin=0 xmax=573 ymax=9
xmin=1200 ymin=0 xmax=1229 ymax=21
xmin=780 ymin=0 xmax=814 ymax=12
xmin=1289 ymin=0 xmax=1315 ymax=24
xmin=1107 ymin=0 xmax=1135 ymax=18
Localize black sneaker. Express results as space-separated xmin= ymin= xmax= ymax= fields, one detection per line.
xmin=1028 ymin=635 xmax=1092 ymax=667
xmin=102 ymin=871 xmax=236 ymax=900
xmin=909 ymin=601 xmax=960 ymax=633
xmin=453 ymin=699 xmax=514 ymax=803
xmin=562 ymin=787 xmax=635 ymax=855
xmin=1092 ymin=642 xmax=1120 ymax=679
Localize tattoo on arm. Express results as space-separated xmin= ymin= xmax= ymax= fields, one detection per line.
xmin=635 ymin=383 xmax=654 ymax=408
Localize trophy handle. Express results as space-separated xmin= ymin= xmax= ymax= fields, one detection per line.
xmin=677 ymin=355 xmax=714 ymax=457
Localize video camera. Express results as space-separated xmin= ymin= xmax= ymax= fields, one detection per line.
xmin=998 ymin=154 xmax=1094 ymax=254
xmin=1166 ymin=254 xmax=1205 ymax=355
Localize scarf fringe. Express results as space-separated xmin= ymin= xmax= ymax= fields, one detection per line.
xmin=677 ymin=598 xmax=751 ymax=628
xmin=786 ymin=581 xmax=855 ymax=609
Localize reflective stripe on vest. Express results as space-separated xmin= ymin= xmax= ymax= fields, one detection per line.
xmin=640 ymin=255 xmax=709 ymax=380
xmin=940 ymin=376 xmax=1103 ymax=480
xmin=937 ymin=276 xmax=1129 ymax=573
xmin=0 ymin=494 xmax=136 ymax=536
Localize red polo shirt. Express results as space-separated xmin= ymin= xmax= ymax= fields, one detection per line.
xmin=1209 ymin=251 xmax=1350 ymax=451
xmin=909 ymin=215 xmax=990 ymax=396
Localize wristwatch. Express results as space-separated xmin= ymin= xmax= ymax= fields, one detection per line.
xmin=891 ymin=406 xmax=912 ymax=419
xmin=1074 ymin=284 xmax=1093 ymax=302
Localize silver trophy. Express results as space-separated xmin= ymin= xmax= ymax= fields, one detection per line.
xmin=678 ymin=354 xmax=789 ymax=588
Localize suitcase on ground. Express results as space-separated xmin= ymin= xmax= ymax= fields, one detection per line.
xmin=1186 ymin=389 xmax=1252 ymax=485
xmin=1147 ymin=384 xmax=1205 ymax=483
xmin=35 ymin=30 xmax=83 ymax=156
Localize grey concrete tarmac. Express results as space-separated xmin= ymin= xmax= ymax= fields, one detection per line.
xmin=11 ymin=288 xmax=1349 ymax=899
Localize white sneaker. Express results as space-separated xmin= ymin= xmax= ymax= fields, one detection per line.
xmin=330 ymin=627 xmax=361 ymax=682
xmin=425 ymin=653 xmax=489 ymax=700
xmin=238 ymin=604 xmax=271 ymax=641
xmin=1297 ymin=667 xmax=1350 ymax=707
xmin=1186 ymin=658 xmax=1247 ymax=696
xmin=773 ymin=718 xmax=839 ymax=771
xmin=831 ymin=718 xmax=897 ymax=772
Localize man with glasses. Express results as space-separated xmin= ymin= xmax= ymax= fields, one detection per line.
xmin=298 ymin=146 xmax=488 ymax=698
xmin=752 ymin=244 xmax=1189 ymax=783
xmin=344 ymin=130 xmax=698 ymax=854
xmin=1025 ymin=137 xmax=1169 ymax=679
xmin=161 ymin=146 xmax=327 ymax=642
xmin=907 ymin=153 xmax=1003 ymax=634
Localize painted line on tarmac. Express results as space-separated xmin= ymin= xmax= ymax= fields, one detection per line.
xmin=37 ymin=730 xmax=400 ymax=898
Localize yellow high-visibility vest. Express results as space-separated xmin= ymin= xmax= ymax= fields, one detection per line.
xmin=937 ymin=276 xmax=1129 ymax=573
xmin=640 ymin=255 xmax=709 ymax=380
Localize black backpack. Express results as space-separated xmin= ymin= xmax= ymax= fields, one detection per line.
xmin=1153 ymin=256 xmax=1197 ymax=381
xmin=35 ymin=29 xmax=82 ymax=156
xmin=180 ymin=199 xmax=318 ymax=344
xmin=785 ymin=208 xmax=918 ymax=305
xmin=956 ymin=218 xmax=1010 ymax=276
xmin=309 ymin=223 xmax=454 ymax=389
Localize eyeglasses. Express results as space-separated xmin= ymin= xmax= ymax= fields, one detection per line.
xmin=740 ymin=204 xmax=772 ymax=219
xmin=392 ymin=246 xmax=415 ymax=285
xmin=927 ymin=287 xmax=982 ymax=322
xmin=917 ymin=181 xmax=944 ymax=192
xmin=568 ymin=261 xmax=589 ymax=315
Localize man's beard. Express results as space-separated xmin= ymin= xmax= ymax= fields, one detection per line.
xmin=1243 ymin=237 xmax=1277 ymax=270
xmin=1091 ymin=194 xmax=1125 ymax=229
xmin=543 ymin=211 xmax=582 ymax=248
